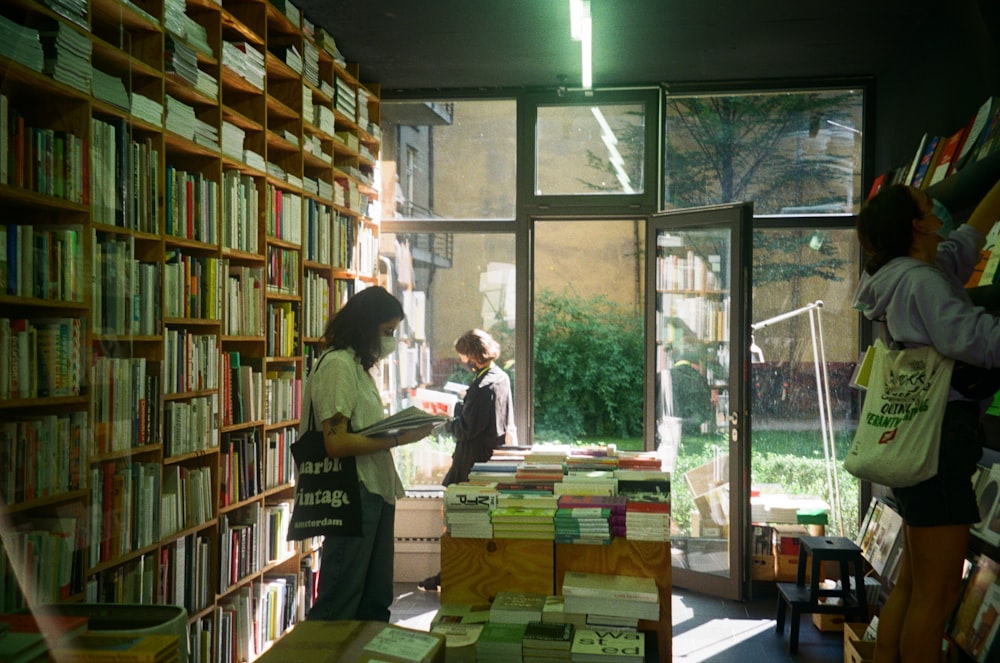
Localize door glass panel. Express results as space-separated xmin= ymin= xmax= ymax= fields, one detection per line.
xmin=750 ymin=226 xmax=862 ymax=538
xmin=655 ymin=224 xmax=732 ymax=576
xmin=532 ymin=219 xmax=645 ymax=446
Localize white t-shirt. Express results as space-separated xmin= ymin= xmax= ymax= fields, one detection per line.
xmin=299 ymin=348 xmax=404 ymax=503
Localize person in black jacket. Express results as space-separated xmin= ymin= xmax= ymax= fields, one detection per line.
xmin=418 ymin=328 xmax=514 ymax=591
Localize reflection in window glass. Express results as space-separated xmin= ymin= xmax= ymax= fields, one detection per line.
xmin=380 ymin=231 xmax=517 ymax=487
xmin=380 ymin=100 xmax=516 ymax=220
xmin=750 ymin=226 xmax=861 ymax=537
xmin=532 ymin=220 xmax=645 ymax=446
xmin=664 ymin=89 xmax=864 ymax=215
xmin=536 ymin=104 xmax=646 ymax=196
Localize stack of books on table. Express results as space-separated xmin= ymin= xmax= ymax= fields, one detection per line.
xmin=555 ymin=495 xmax=627 ymax=544
xmin=561 ymin=571 xmax=660 ymax=623
xmin=623 ymin=498 xmax=671 ymax=542
xmin=444 ymin=484 xmax=496 ymax=538
xmin=515 ymin=462 xmax=565 ymax=484
xmin=569 ymin=628 xmax=645 ymax=663
xmin=521 ymin=621 xmax=574 ymax=663
xmin=468 ymin=459 xmax=520 ymax=484
xmin=431 ymin=603 xmax=490 ymax=661
xmin=489 ymin=592 xmax=547 ymax=624
xmin=491 ymin=505 xmax=556 ymax=540
xmin=476 ymin=622 xmax=526 ymax=663
xmin=556 ymin=473 xmax=618 ymax=497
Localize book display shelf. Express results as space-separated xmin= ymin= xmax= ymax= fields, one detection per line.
xmin=440 ymin=534 xmax=672 ymax=660
xmin=850 ymin=106 xmax=1000 ymax=661
xmin=0 ymin=0 xmax=381 ymax=660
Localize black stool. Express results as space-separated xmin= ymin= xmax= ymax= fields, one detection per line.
xmin=775 ymin=535 xmax=868 ymax=654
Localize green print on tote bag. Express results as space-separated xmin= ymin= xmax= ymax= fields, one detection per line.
xmin=845 ymin=339 xmax=953 ymax=488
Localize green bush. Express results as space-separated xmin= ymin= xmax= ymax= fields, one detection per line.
xmin=533 ymin=289 xmax=644 ymax=440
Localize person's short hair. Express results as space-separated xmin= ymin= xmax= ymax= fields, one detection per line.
xmin=455 ymin=328 xmax=500 ymax=365
xmin=857 ymin=184 xmax=921 ymax=275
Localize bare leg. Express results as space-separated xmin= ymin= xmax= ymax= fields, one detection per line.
xmin=897 ymin=524 xmax=969 ymax=663
xmin=874 ymin=529 xmax=911 ymax=663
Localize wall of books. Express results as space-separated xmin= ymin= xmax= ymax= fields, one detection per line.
xmin=0 ymin=0 xmax=381 ymax=660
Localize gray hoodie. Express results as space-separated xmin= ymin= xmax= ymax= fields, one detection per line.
xmin=853 ymin=224 xmax=1000 ymax=371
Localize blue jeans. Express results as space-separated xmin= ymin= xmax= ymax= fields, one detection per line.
xmin=307 ymin=485 xmax=396 ymax=621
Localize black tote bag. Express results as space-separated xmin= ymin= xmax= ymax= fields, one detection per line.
xmin=286 ymin=353 xmax=363 ymax=540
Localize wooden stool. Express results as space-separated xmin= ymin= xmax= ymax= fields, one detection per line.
xmin=775 ymin=535 xmax=868 ymax=654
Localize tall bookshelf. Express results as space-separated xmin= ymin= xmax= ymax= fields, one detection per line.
xmin=0 ymin=0 xmax=381 ymax=660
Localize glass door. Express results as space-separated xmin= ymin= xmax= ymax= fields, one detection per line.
xmin=647 ymin=203 xmax=753 ymax=600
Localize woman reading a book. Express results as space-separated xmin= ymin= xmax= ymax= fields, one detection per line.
xmin=853 ymin=177 xmax=1000 ymax=663
xmin=304 ymin=286 xmax=435 ymax=622
xmin=418 ymin=328 xmax=514 ymax=592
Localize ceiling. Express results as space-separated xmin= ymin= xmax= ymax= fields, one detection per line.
xmin=292 ymin=0 xmax=959 ymax=94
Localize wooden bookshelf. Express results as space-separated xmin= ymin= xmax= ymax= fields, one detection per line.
xmin=0 ymin=0 xmax=380 ymax=659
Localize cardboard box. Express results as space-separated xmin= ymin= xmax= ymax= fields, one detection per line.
xmin=813 ymin=611 xmax=846 ymax=632
xmin=844 ymin=622 xmax=867 ymax=647
xmin=772 ymin=524 xmax=808 ymax=556
xmin=845 ymin=639 xmax=875 ymax=663
xmin=751 ymin=554 xmax=776 ymax=580
xmin=775 ymin=553 xmax=802 ymax=582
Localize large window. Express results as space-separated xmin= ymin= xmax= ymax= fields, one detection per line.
xmin=663 ymin=88 xmax=865 ymax=215
xmin=535 ymin=103 xmax=647 ymax=196
xmin=381 ymin=99 xmax=517 ymax=220
xmin=380 ymin=230 xmax=517 ymax=487
xmin=750 ymin=225 xmax=863 ymax=536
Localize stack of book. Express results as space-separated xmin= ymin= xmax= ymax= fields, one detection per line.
xmin=0 ymin=16 xmax=43 ymax=73
xmin=489 ymin=592 xmax=547 ymax=624
xmin=91 ymin=67 xmax=129 ymax=110
xmin=623 ymin=499 xmax=671 ymax=542
xmin=40 ymin=20 xmax=92 ymax=94
xmin=491 ymin=505 xmax=556 ymax=540
xmin=555 ymin=495 xmax=626 ymax=544
xmin=165 ymin=95 xmax=197 ymax=141
xmin=130 ymin=92 xmax=164 ymax=127
xmin=515 ymin=462 xmax=565 ymax=484
xmin=561 ymin=571 xmax=660 ymax=622
xmin=444 ymin=484 xmax=496 ymax=538
xmin=521 ymin=621 xmax=574 ymax=663
xmin=476 ymin=622 xmax=526 ymax=663
xmin=51 ymin=633 xmax=180 ymax=663
xmin=556 ymin=473 xmax=618 ymax=497
xmin=468 ymin=459 xmax=519 ymax=484
xmin=569 ymin=628 xmax=645 ymax=663
xmin=616 ymin=470 xmax=671 ymax=541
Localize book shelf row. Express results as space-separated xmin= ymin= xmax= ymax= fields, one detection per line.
xmin=1 ymin=2 xmax=383 ymax=662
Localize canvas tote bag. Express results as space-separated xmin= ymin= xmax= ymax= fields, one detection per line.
xmin=286 ymin=353 xmax=363 ymax=540
xmin=844 ymin=339 xmax=954 ymax=488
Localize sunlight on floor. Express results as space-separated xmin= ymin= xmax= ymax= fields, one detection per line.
xmin=672 ymin=619 xmax=775 ymax=661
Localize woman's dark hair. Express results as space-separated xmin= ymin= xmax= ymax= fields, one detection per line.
xmin=857 ymin=184 xmax=921 ymax=275
xmin=454 ymin=328 xmax=500 ymax=365
xmin=323 ymin=286 xmax=404 ymax=370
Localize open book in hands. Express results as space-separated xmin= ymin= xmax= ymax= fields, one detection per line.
xmin=357 ymin=406 xmax=449 ymax=437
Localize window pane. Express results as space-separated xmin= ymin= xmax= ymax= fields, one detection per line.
xmin=664 ymin=89 xmax=864 ymax=215
xmin=380 ymin=100 xmax=516 ymax=219
xmin=532 ymin=219 xmax=645 ymax=445
xmin=536 ymin=104 xmax=646 ymax=195
xmin=380 ymin=231 xmax=517 ymax=487
xmin=750 ymin=226 xmax=862 ymax=537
